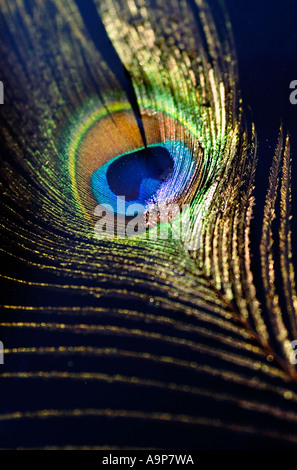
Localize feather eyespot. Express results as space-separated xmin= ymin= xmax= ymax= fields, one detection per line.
xmin=70 ymin=104 xmax=199 ymax=232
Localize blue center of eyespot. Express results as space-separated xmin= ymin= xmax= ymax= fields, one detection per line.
xmin=91 ymin=141 xmax=195 ymax=215
xmin=106 ymin=147 xmax=174 ymax=202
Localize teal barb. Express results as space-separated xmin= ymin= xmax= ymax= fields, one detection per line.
xmin=0 ymin=0 xmax=297 ymax=450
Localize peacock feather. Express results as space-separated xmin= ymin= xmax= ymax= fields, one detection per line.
xmin=0 ymin=0 xmax=297 ymax=449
